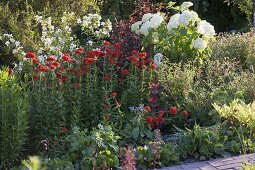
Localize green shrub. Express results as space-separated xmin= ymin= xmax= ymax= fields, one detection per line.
xmin=210 ymin=32 xmax=255 ymax=68
xmin=158 ymin=59 xmax=255 ymax=126
xmin=0 ymin=68 xmax=28 ymax=168
xmin=177 ymin=124 xmax=228 ymax=160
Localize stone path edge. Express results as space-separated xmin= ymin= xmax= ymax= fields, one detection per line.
xmin=158 ymin=153 xmax=255 ymax=170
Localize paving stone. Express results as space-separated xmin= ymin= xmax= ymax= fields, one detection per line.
xmin=216 ymin=162 xmax=242 ymax=170
xmin=199 ymin=164 xmax=218 ymax=170
xmin=159 ymin=165 xmax=184 ymax=170
xmin=180 ymin=161 xmax=209 ymax=169
xmin=209 ymin=158 xmax=240 ymax=167
xmin=158 ymin=153 xmax=255 ymax=170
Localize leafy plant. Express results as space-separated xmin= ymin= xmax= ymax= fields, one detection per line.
xmin=0 ymin=68 xmax=28 ymax=169
xmin=214 ymin=99 xmax=255 ymax=154
xmin=59 ymin=125 xmax=120 ymax=169
xmin=136 ymin=141 xmax=180 ymax=169
xmin=177 ymin=124 xmax=228 ymax=160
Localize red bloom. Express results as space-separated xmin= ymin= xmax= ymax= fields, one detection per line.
xmin=49 ymin=65 xmax=56 ymax=70
xmin=145 ymin=58 xmax=153 ymax=63
xmin=108 ymin=58 xmax=117 ymax=64
xmin=75 ymin=48 xmax=83 ymax=54
xmin=146 ymin=116 xmax=153 ymax=124
xmin=169 ymin=107 xmax=177 ymax=115
xmin=87 ymin=50 xmax=95 ymax=56
xmin=111 ymin=92 xmax=117 ymax=98
xmin=146 ymin=116 xmax=155 ymax=129
xmin=103 ymin=40 xmax=110 ymax=46
xmin=32 ymin=58 xmax=39 ymax=64
xmin=46 ymin=56 xmax=56 ymax=61
xmin=83 ymin=57 xmax=95 ymax=64
xmin=155 ymin=116 xmax=165 ymax=126
xmin=36 ymin=65 xmax=49 ymax=73
xmin=128 ymin=56 xmax=139 ymax=63
xmin=121 ymin=69 xmax=129 ymax=75
xmin=33 ymin=74 xmax=39 ymax=80
xmin=94 ymin=50 xmax=104 ymax=57
xmin=62 ymin=54 xmax=71 ymax=62
xmin=105 ymin=48 xmax=113 ymax=55
xmin=51 ymin=61 xmax=61 ymax=67
xmin=103 ymin=76 xmax=111 ymax=81
xmin=150 ymin=64 xmax=157 ymax=70
xmin=131 ymin=50 xmax=138 ymax=55
xmin=8 ymin=69 xmax=13 ymax=76
xmin=182 ymin=110 xmax=189 ymax=119
xmin=25 ymin=52 xmax=36 ymax=59
xmin=61 ymin=127 xmax=68 ymax=132
xmin=139 ymin=52 xmax=147 ymax=58
xmin=144 ymin=106 xmax=151 ymax=113
xmin=114 ymin=43 xmax=121 ymax=49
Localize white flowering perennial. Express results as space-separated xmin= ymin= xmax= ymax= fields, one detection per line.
xmin=192 ymin=38 xmax=207 ymax=50
xmin=78 ymin=13 xmax=112 ymax=39
xmin=0 ymin=33 xmax=24 ymax=55
xmin=35 ymin=13 xmax=77 ymax=56
xmin=131 ymin=13 xmax=164 ymax=36
xmin=197 ymin=20 xmax=216 ymax=39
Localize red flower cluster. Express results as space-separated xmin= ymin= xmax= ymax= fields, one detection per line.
xmin=128 ymin=51 xmax=155 ymax=70
xmin=146 ymin=116 xmax=165 ymax=129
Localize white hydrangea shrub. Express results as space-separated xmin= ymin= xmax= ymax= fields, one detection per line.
xmin=131 ymin=1 xmax=216 ymax=63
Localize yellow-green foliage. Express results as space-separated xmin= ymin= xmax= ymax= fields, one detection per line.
xmin=213 ymin=99 xmax=255 ymax=129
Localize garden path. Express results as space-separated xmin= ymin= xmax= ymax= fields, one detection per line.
xmin=159 ymin=153 xmax=255 ymax=170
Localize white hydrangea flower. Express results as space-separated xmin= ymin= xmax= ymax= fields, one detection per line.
xmin=192 ymin=38 xmax=207 ymax=49
xmin=142 ymin=13 xmax=153 ymax=23
xmin=153 ymin=53 xmax=163 ymax=67
xmin=150 ymin=13 xmax=163 ymax=29
xmin=180 ymin=2 xmax=193 ymax=11
xmin=179 ymin=10 xmax=193 ymax=26
xmin=191 ymin=11 xmax=200 ymax=22
xmin=140 ymin=21 xmax=151 ymax=36
xmin=131 ymin=21 xmax=142 ymax=32
xmin=197 ymin=20 xmax=215 ymax=39
xmin=167 ymin=13 xmax=180 ymax=31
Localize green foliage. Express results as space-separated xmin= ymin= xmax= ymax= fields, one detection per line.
xmin=120 ymin=107 xmax=154 ymax=145
xmin=242 ymin=161 xmax=255 ymax=170
xmin=214 ymin=100 xmax=255 ymax=154
xmin=210 ymin=32 xmax=255 ymax=68
xmin=177 ymin=124 xmax=228 ymax=160
xmin=158 ymin=59 xmax=255 ymax=126
xmin=0 ymin=68 xmax=28 ymax=168
xmin=136 ymin=141 xmax=180 ymax=169
xmin=58 ymin=125 xmax=120 ymax=169
xmin=21 ymin=156 xmax=46 ymax=170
